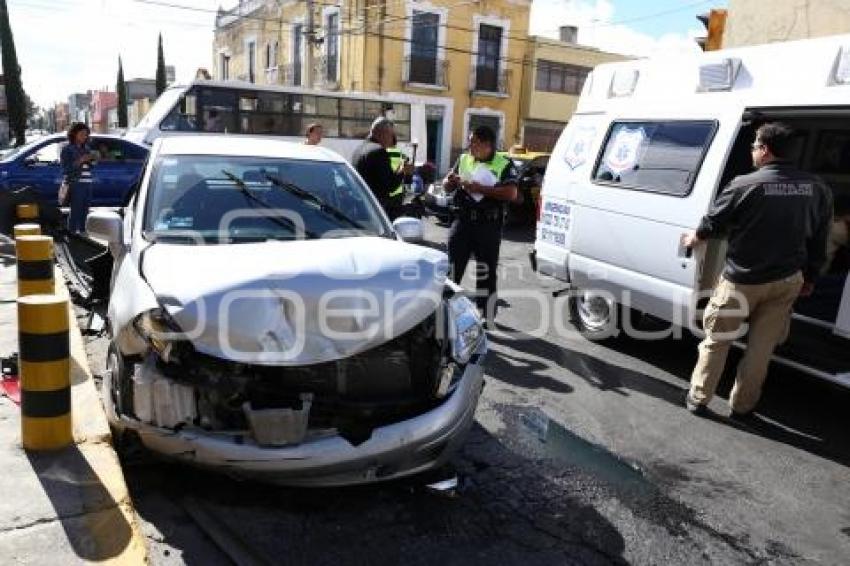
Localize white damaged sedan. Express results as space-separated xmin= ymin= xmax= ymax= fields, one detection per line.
xmin=87 ymin=136 xmax=486 ymax=486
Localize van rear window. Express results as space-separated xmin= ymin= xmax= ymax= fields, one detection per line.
xmin=593 ymin=121 xmax=716 ymax=196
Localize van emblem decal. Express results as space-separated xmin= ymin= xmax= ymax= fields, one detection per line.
xmin=564 ymin=126 xmax=597 ymax=170
xmin=605 ymin=127 xmax=645 ymax=174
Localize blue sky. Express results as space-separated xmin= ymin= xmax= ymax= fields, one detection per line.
xmin=607 ymin=0 xmax=728 ymax=38
xmin=529 ymin=0 xmax=729 ymax=57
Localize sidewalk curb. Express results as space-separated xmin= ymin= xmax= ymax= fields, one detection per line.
xmin=61 ymin=267 xmax=150 ymax=564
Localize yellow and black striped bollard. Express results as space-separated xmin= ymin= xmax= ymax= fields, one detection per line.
xmin=15 ymin=235 xmax=54 ymax=297
xmin=17 ymin=294 xmax=73 ymax=450
xmin=16 ymin=203 xmax=39 ymax=223
xmin=13 ymin=223 xmax=41 ymax=238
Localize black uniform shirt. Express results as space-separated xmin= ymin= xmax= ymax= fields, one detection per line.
xmin=351 ymin=138 xmax=405 ymax=207
xmin=697 ymin=161 xmax=833 ymax=284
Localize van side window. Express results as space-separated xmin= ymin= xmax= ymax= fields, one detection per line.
xmin=593 ymin=121 xmax=716 ymax=196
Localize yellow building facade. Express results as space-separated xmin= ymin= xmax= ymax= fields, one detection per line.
xmin=214 ymin=0 xmax=530 ymax=165
xmin=518 ymin=35 xmax=623 ymax=151
xmin=212 ymin=1 xmax=621 ymax=163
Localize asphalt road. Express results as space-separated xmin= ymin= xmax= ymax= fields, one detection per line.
xmin=80 ymin=218 xmax=850 ymax=565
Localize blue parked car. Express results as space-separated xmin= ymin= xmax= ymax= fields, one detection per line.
xmin=0 ymin=134 xmax=147 ymax=207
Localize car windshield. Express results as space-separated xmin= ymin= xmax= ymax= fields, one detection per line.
xmin=144 ymin=155 xmax=389 ymax=243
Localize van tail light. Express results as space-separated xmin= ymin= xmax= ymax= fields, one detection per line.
xmin=536 ymin=197 xmax=543 ymax=223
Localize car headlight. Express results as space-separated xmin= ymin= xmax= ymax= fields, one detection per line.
xmin=133 ymin=308 xmax=184 ymax=362
xmin=447 ymin=295 xmax=485 ymax=365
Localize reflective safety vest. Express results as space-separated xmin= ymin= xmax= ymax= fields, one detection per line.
xmin=457 ymin=152 xmax=511 ymax=181
xmin=387 ymin=147 xmax=405 ymax=198
xmin=454 ymin=152 xmax=512 ymax=211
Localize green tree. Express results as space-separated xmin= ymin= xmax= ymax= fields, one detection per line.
xmin=155 ymin=33 xmax=166 ymax=96
xmin=116 ymin=56 xmax=128 ymax=128
xmin=0 ymin=0 xmax=27 ymax=145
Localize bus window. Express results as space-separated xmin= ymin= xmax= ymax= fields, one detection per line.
xmin=258 ymin=92 xmax=286 ymax=113
xmin=239 ymin=95 xmax=259 ymax=112
xmin=160 ymin=92 xmax=199 ymax=132
xmin=316 ymin=96 xmax=339 ymax=117
xmin=394 ymin=122 xmax=411 ymax=141
xmin=199 ymin=88 xmax=237 ymax=133
xmin=386 ymin=103 xmax=410 ymax=122
xmin=365 ymin=101 xmax=384 ymax=118
xmin=340 ymin=119 xmax=372 ymax=139
xmin=341 ymin=99 xmax=366 ymax=119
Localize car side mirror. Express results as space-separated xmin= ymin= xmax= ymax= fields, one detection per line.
xmin=86 ymin=209 xmax=123 ymax=254
xmin=393 ymin=217 xmax=424 ymax=243
xmin=23 ymin=156 xmax=37 ymax=167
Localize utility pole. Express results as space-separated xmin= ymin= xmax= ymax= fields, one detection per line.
xmin=306 ymin=0 xmax=314 ymax=88
xmin=377 ymin=0 xmax=386 ymax=94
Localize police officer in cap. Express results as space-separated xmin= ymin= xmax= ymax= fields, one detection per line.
xmin=444 ymin=125 xmax=518 ymax=325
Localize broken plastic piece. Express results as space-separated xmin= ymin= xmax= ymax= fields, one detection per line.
xmin=426 ymin=475 xmax=459 ymax=496
xmin=243 ymin=393 xmax=313 ymax=447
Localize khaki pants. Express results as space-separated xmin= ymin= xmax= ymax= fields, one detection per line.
xmin=689 ymin=272 xmax=803 ymax=413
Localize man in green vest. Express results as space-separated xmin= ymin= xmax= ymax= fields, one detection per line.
xmin=444 ymin=125 xmax=518 ymax=326
xmin=386 ymin=134 xmax=407 ymax=216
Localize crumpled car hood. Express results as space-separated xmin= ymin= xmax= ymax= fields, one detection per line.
xmin=140 ymin=237 xmax=448 ymax=365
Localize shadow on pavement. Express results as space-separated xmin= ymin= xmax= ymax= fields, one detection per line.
xmin=491 ymin=322 xmax=850 ymax=468
xmin=124 ymin=424 xmax=627 ymax=566
xmin=487 ymin=325 xmax=686 ymax=406
xmin=27 ymin=445 xmax=133 ymax=562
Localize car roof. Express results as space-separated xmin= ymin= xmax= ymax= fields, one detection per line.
xmin=155 ymin=135 xmax=348 ymax=163
xmin=39 ymin=133 xmax=145 ymax=146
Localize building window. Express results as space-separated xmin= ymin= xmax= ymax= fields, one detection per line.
xmin=326 ymin=12 xmax=339 ymax=83
xmin=410 ymin=11 xmax=440 ymax=85
xmin=247 ymin=41 xmax=256 ymax=83
xmin=265 ymin=43 xmax=272 ymax=69
xmin=475 ymin=24 xmax=502 ymax=92
xmin=219 ymin=53 xmax=230 ymax=80
xmin=535 ymin=60 xmax=591 ymax=95
xmin=293 ymin=24 xmax=303 ymax=86
xmin=273 ymin=41 xmax=279 ymax=67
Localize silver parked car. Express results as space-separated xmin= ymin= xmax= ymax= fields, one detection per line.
xmin=88 ymin=135 xmax=487 ymax=486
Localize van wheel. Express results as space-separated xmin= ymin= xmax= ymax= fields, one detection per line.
xmin=569 ymin=290 xmax=620 ymax=340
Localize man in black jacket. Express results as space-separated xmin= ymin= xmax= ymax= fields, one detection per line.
xmin=351 ymin=117 xmax=413 ymax=219
xmin=681 ymin=122 xmax=833 ymax=418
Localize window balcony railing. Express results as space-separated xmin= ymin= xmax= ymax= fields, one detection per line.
xmin=402 ymin=56 xmax=449 ymax=88
xmin=264 ymin=67 xmax=279 ymax=84
xmin=316 ymin=55 xmax=340 ymax=90
xmin=278 ymin=63 xmax=303 ymax=87
xmin=471 ymin=65 xmax=511 ymax=95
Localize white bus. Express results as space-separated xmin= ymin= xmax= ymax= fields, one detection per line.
xmin=126 ymin=80 xmax=454 ymax=173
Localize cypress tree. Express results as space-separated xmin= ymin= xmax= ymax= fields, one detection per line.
xmin=117 ymin=56 xmax=128 ymax=128
xmin=0 ymin=0 xmax=26 ymax=146
xmin=155 ymin=33 xmax=166 ymax=96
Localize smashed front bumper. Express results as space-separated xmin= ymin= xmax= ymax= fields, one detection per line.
xmin=116 ymin=346 xmax=486 ymax=486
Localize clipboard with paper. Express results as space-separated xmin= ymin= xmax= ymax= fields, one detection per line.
xmin=459 ymin=164 xmax=499 ymax=202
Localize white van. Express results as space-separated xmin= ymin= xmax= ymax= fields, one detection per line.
xmin=531 ymin=34 xmax=850 ymax=388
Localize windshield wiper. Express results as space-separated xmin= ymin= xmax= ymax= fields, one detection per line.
xmin=221 ymin=170 xmax=319 ymax=240
xmin=262 ymin=173 xmax=367 ymax=232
